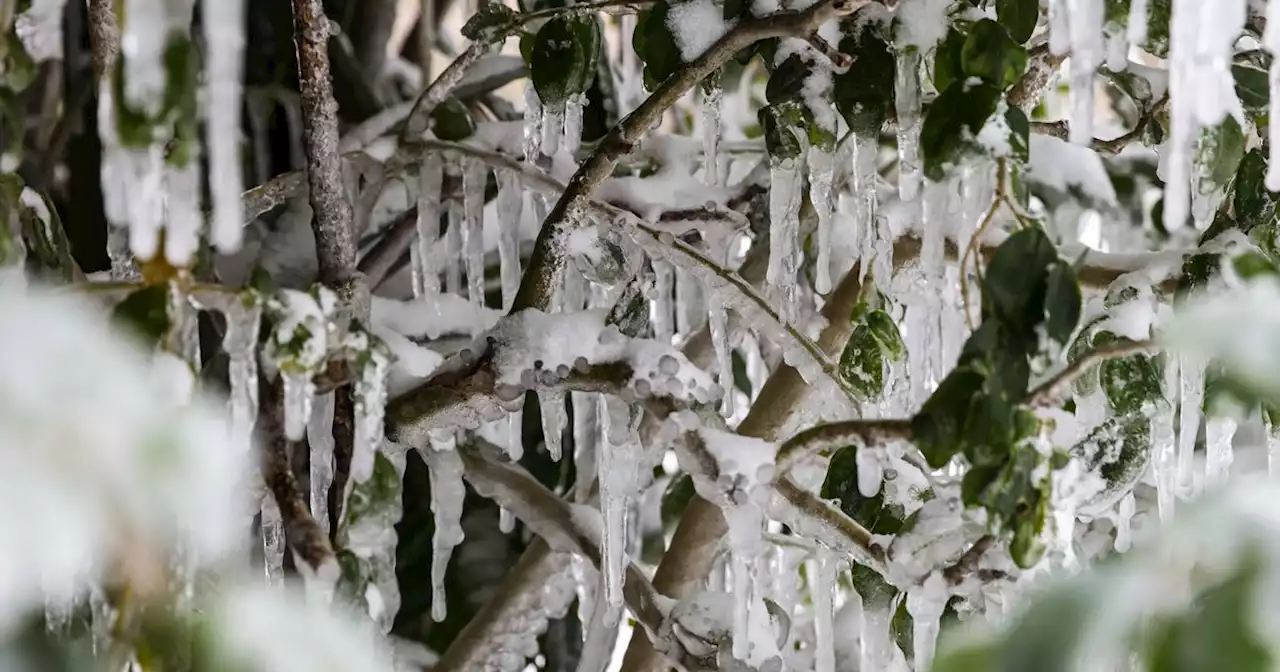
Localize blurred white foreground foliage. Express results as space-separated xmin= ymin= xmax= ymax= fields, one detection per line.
xmin=0 ymin=283 xmax=394 ymax=670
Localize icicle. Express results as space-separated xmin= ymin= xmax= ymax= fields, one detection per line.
xmin=1266 ymin=0 xmax=1280 ymax=191
xmin=1105 ymin=27 xmax=1128 ymax=72
xmin=1165 ymin=0 xmax=1247 ymax=229
xmin=1270 ymin=413 xmax=1280 ymax=478
xmin=421 ymin=436 xmax=466 ymax=623
xmin=1205 ymin=416 xmax=1237 ymax=487
xmin=906 ymin=574 xmax=947 ymax=672
xmin=1127 ymin=0 xmax=1149 ymax=45
xmin=563 ymin=93 xmax=586 ymax=157
xmin=1048 ymin=0 xmax=1070 ymax=55
xmin=894 ymin=48 xmax=923 ymax=210
xmin=855 ymin=447 xmax=883 ymax=498
xmin=499 ymin=507 xmax=516 ymax=534
xmin=1113 ymin=492 xmax=1137 ymax=552
xmin=496 ymin=170 xmax=523 ymax=311
xmin=1066 ymin=0 xmax=1104 ymax=145
xmin=702 ymin=82 xmax=723 ymax=187
xmin=708 ymin=293 xmax=735 ymax=418
xmin=805 ymin=553 xmax=837 ymax=672
xmin=202 ymin=0 xmax=245 ymax=253
xmin=1177 ymin=354 xmax=1205 ymax=495
xmin=727 ymin=507 xmax=763 ymax=663
xmin=445 ymin=202 xmax=464 ymax=297
xmin=462 ymin=157 xmax=488 ymax=305
xmin=43 ymin=588 xmax=72 ymax=636
xmin=414 ymin=154 xmax=444 ymax=299
xmin=522 ymin=82 xmax=544 ymax=164
xmin=860 ymin=596 xmax=895 ymax=671
xmin=599 ymin=396 xmax=638 ymax=610
xmin=281 ymin=370 xmax=316 ymax=442
xmin=309 ymin=391 xmax=336 ymax=537
xmin=223 ymin=298 xmax=262 ymax=450
xmin=675 ymin=264 xmax=703 ymax=336
xmin=572 ymin=391 xmax=600 ymax=502
xmin=653 ymin=259 xmax=675 ymax=343
xmin=540 ymin=388 xmax=567 ymax=461
xmin=809 ymin=145 xmax=835 ymax=295
xmin=351 ymin=338 xmax=391 ymax=485
xmin=853 ymin=136 xmax=887 ymax=284
xmin=541 ymin=103 xmax=564 ymax=158
xmin=767 ymin=155 xmax=804 ymax=325
xmin=261 ymin=492 xmax=285 ymax=585
xmin=1152 ymin=356 xmax=1179 ymax=521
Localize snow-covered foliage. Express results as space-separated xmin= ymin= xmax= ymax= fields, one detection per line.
xmin=14 ymin=0 xmax=1280 ymax=669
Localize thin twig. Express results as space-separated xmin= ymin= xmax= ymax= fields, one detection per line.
xmin=401 ymin=43 xmax=490 ymax=142
xmin=773 ymin=418 xmax=914 ymax=476
xmin=1026 ymin=339 xmax=1158 ymax=407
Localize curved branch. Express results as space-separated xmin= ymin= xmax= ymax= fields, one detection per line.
xmin=1026 ymin=339 xmax=1158 ymax=407
xmin=774 ymin=418 xmax=914 ymax=476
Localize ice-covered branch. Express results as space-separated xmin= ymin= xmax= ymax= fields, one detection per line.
xmin=455 ymin=441 xmax=710 ymax=670
xmin=290 ymin=0 xmax=358 ymax=287
xmin=1029 ymin=96 xmax=1169 ymax=156
xmin=511 ymin=0 xmax=869 ymax=312
xmin=774 ymin=419 xmax=914 ymax=476
xmin=86 ymin=0 xmax=119 ymax=83
xmin=1026 ymin=339 xmax=1160 ymax=407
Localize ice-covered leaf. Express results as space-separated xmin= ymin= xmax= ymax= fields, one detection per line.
xmin=1233 ymin=150 xmax=1279 ymax=234
xmin=1197 ymin=116 xmax=1246 ymax=196
xmin=1099 ymin=342 xmax=1163 ymax=415
xmin=996 ymin=0 xmax=1039 ymax=43
xmin=1073 ymin=414 xmax=1151 ymax=514
xmin=960 ymin=19 xmax=1028 ymax=90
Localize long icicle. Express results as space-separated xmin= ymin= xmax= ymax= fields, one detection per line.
xmin=462 ymin=157 xmax=488 ymax=305
xmin=308 ymin=391 xmax=336 ymax=536
xmin=422 ymin=432 xmax=466 ymax=622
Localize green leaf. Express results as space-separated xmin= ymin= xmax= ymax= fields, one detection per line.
xmin=1233 ymin=149 xmax=1279 ymax=234
xmin=997 ymin=0 xmax=1039 ymax=43
xmin=1231 ymin=250 xmax=1280 ymax=281
xmin=921 ymin=81 xmax=1002 ymax=180
xmin=913 ymin=367 xmax=987 ymax=468
xmin=1004 ymin=105 xmax=1030 ymax=164
xmin=766 ymin=53 xmax=810 ymax=105
xmin=821 ymin=445 xmax=908 ymax=534
xmin=461 ymin=2 xmax=520 ymax=42
xmin=112 ymin=285 xmax=172 ymax=350
xmin=661 ymin=473 xmax=696 ymax=528
xmin=1196 ymin=115 xmax=1246 ymax=196
xmin=1146 ymin=562 xmax=1272 ymax=672
xmin=982 ymin=227 xmax=1059 ymax=332
xmin=430 ymin=98 xmax=476 ymax=141
xmin=1233 ymin=65 xmax=1269 ymax=115
xmin=961 ymin=19 xmax=1028 ymax=89
xmin=529 ymin=17 xmax=599 ymax=105
xmin=759 ymin=101 xmax=806 ymax=161
xmin=347 ymin=452 xmax=402 ymax=523
xmin=932 ymin=29 xmax=967 ymax=92
xmin=834 ymin=10 xmax=896 ymax=137
xmin=1043 ymin=262 xmax=1083 ymax=346
xmin=850 ymin=563 xmax=896 ymax=609
xmin=633 ymin=1 xmax=682 ymax=91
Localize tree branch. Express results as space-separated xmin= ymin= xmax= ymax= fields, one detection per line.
xmin=86 ymin=0 xmax=119 ymax=84
xmin=259 ymin=378 xmax=337 ymax=574
xmin=291 ymin=0 xmax=359 ymax=286
xmin=1026 ymin=339 xmax=1158 ymax=407
xmin=774 ymin=418 xmax=914 ymax=475
xmin=511 ymin=0 xmax=867 ymax=311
